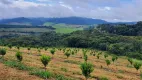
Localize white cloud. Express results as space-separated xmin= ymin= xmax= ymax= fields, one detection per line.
xmin=0 ymin=0 xmax=142 ymax=22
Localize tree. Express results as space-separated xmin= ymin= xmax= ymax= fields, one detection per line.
xmin=45 ymin=47 xmax=48 ymax=51
xmin=97 ymin=55 xmax=100 ymax=59
xmin=128 ymin=58 xmax=133 ymax=65
xmin=84 ymin=54 xmax=88 ymax=62
xmin=40 ymin=55 xmax=51 ymax=71
xmin=8 ymin=44 xmax=12 ymax=49
xmin=105 ymin=59 xmax=111 ymax=67
xmin=112 ymin=56 xmax=116 ymax=63
xmin=64 ymin=51 xmax=71 ymax=58
xmin=50 ymin=49 xmax=55 ymax=57
xmin=15 ymin=51 xmax=23 ymax=62
xmin=27 ymin=47 xmax=31 ymax=54
xmin=0 ymin=48 xmax=6 ymax=60
xmin=104 ymin=54 xmax=108 ymax=58
xmin=17 ymin=46 xmax=20 ymax=50
xmin=80 ymin=62 xmax=94 ymax=80
xmin=133 ymin=62 xmax=141 ymax=71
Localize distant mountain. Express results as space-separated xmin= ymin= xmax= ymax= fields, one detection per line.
xmin=0 ymin=17 xmax=136 ymax=25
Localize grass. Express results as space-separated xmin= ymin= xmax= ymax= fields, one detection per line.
xmin=3 ymin=60 xmax=34 ymax=71
xmin=44 ymin=22 xmax=84 ymax=33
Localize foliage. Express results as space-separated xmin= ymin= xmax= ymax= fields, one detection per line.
xmin=128 ymin=58 xmax=133 ymax=65
xmin=40 ymin=55 xmax=51 ymax=68
xmin=50 ymin=49 xmax=56 ymax=55
xmin=15 ymin=51 xmax=23 ymax=62
xmin=0 ymin=48 xmax=6 ymax=57
xmin=64 ymin=51 xmax=71 ymax=58
xmin=105 ymin=60 xmax=111 ymax=66
xmin=133 ymin=62 xmax=141 ymax=71
xmin=80 ymin=62 xmax=94 ymax=80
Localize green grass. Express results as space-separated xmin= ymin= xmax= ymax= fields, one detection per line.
xmin=44 ymin=22 xmax=84 ymax=33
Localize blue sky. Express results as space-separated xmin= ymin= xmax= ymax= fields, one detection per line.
xmin=0 ymin=0 xmax=142 ymax=22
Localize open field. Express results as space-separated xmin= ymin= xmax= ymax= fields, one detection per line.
xmin=0 ymin=46 xmax=141 ymax=80
xmin=44 ymin=22 xmax=84 ymax=33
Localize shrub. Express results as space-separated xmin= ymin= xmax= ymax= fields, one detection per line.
xmin=128 ymin=58 xmax=133 ymax=65
xmin=80 ymin=62 xmax=94 ymax=80
xmin=50 ymin=49 xmax=55 ymax=56
xmin=65 ymin=51 xmax=71 ymax=58
xmin=84 ymin=54 xmax=88 ymax=62
xmin=15 ymin=51 xmax=23 ymax=62
xmin=112 ymin=56 xmax=116 ymax=63
xmin=104 ymin=54 xmax=108 ymax=58
xmin=0 ymin=48 xmax=6 ymax=59
xmin=40 ymin=55 xmax=51 ymax=70
xmin=97 ymin=55 xmax=100 ymax=59
xmin=44 ymin=47 xmax=48 ymax=51
xmin=99 ymin=76 xmax=109 ymax=80
xmin=8 ymin=44 xmax=12 ymax=49
xmin=133 ymin=62 xmax=141 ymax=71
xmin=105 ymin=59 xmax=111 ymax=67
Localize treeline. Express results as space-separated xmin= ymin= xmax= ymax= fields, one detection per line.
xmin=97 ymin=21 xmax=142 ymax=36
xmin=0 ymin=24 xmax=55 ymax=30
xmin=1 ymin=22 xmax=142 ymax=59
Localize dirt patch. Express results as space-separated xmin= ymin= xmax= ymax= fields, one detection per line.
xmin=0 ymin=63 xmax=43 ymax=80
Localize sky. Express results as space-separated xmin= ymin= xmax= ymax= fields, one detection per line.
xmin=0 ymin=0 xmax=142 ymax=22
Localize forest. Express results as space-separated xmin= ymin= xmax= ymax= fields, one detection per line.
xmin=0 ymin=21 xmax=142 ymax=60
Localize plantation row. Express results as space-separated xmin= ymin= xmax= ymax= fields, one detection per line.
xmin=0 ymin=46 xmax=142 ymax=80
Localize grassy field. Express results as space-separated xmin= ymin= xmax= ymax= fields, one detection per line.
xmin=44 ymin=22 xmax=84 ymax=33
xmin=0 ymin=46 xmax=141 ymax=80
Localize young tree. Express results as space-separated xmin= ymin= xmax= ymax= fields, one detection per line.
xmin=50 ymin=49 xmax=56 ymax=57
xmin=64 ymin=51 xmax=71 ymax=58
xmin=8 ymin=44 xmax=12 ymax=49
xmin=133 ymin=62 xmax=141 ymax=71
xmin=128 ymin=58 xmax=133 ymax=65
xmin=112 ymin=56 xmax=116 ymax=63
xmin=44 ymin=47 xmax=48 ymax=51
xmin=84 ymin=54 xmax=88 ymax=62
xmin=15 ymin=51 xmax=23 ymax=62
xmin=105 ymin=59 xmax=111 ymax=67
xmin=80 ymin=62 xmax=94 ymax=80
xmin=27 ymin=47 xmax=31 ymax=54
xmin=97 ymin=55 xmax=100 ymax=59
xmin=17 ymin=46 xmax=20 ymax=50
xmin=104 ymin=54 xmax=108 ymax=58
xmin=0 ymin=48 xmax=6 ymax=60
xmin=40 ymin=55 xmax=51 ymax=71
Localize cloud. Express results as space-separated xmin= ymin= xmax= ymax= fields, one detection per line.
xmin=0 ymin=0 xmax=142 ymax=22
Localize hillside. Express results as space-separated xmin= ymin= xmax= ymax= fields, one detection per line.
xmin=0 ymin=17 xmax=136 ymax=26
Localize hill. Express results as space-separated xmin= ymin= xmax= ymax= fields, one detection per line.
xmin=0 ymin=17 xmax=136 ymax=25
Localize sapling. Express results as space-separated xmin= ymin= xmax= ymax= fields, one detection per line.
xmin=27 ymin=47 xmax=31 ymax=54
xmin=128 ymin=58 xmax=133 ymax=65
xmin=80 ymin=62 xmax=94 ymax=80
xmin=105 ymin=59 xmax=111 ymax=67
xmin=112 ymin=56 xmax=116 ymax=63
xmin=104 ymin=54 xmax=108 ymax=58
xmin=0 ymin=48 xmax=6 ymax=60
xmin=40 ymin=55 xmax=51 ymax=71
xmin=65 ymin=51 xmax=71 ymax=58
xmin=15 ymin=51 xmax=23 ymax=62
xmin=133 ymin=62 xmax=141 ymax=71
xmin=50 ymin=49 xmax=55 ymax=57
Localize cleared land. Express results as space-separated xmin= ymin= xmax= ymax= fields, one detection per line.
xmin=0 ymin=46 xmax=141 ymax=80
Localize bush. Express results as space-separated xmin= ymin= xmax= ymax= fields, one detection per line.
xmin=80 ymin=62 xmax=94 ymax=80
xmin=50 ymin=49 xmax=55 ymax=55
xmin=65 ymin=51 xmax=71 ymax=58
xmin=128 ymin=58 xmax=133 ymax=65
xmin=0 ymin=48 xmax=6 ymax=59
xmin=15 ymin=51 xmax=23 ymax=62
xmin=99 ymin=76 xmax=109 ymax=80
xmin=105 ymin=59 xmax=111 ymax=67
xmin=133 ymin=62 xmax=141 ymax=71
xmin=40 ymin=55 xmax=51 ymax=69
